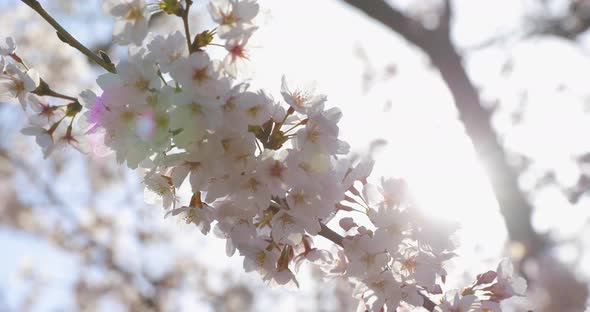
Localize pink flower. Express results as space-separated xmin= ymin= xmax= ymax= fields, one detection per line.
xmin=488 ymin=259 xmax=527 ymax=300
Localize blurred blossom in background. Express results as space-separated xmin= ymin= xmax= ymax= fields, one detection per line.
xmin=1 ymin=0 xmax=590 ymax=311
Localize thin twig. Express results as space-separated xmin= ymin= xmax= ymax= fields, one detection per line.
xmin=43 ymin=89 xmax=78 ymax=102
xmin=21 ymin=0 xmax=116 ymax=73
xmin=182 ymin=0 xmax=194 ymax=53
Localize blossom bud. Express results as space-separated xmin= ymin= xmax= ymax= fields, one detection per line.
xmin=476 ymin=270 xmax=497 ymax=285
xmin=66 ymin=101 xmax=82 ymax=117
xmin=339 ymin=217 xmax=356 ymax=231
xmin=192 ymin=29 xmax=216 ymax=51
xmin=158 ymin=0 xmax=182 ymax=15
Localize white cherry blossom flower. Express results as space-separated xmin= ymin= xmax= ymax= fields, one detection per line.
xmin=21 ymin=125 xmax=55 ymax=158
xmin=434 ymin=290 xmax=480 ymax=312
xmin=343 ymin=234 xmax=390 ymax=279
xmin=166 ymin=142 xmax=224 ymax=192
xmin=227 ymin=171 xmax=271 ymax=210
xmin=339 ymin=155 xmax=374 ymax=191
xmin=104 ymin=0 xmax=150 ymax=45
xmin=236 ymin=90 xmax=271 ymax=126
xmin=488 ymin=258 xmax=527 ymax=300
xmin=169 ymin=90 xmax=222 ymax=148
xmin=214 ymin=201 xmax=258 ymax=256
xmin=0 ymin=37 xmax=16 ymax=55
xmin=116 ymin=57 xmax=161 ymax=92
xmin=353 ymin=271 xmax=403 ymax=312
xmin=271 ymin=210 xmax=304 ymax=245
xmin=257 ymin=150 xmax=288 ymax=197
xmin=293 ymin=239 xmax=332 ymax=272
xmin=165 ymin=198 xmax=214 ymax=235
xmin=480 ymin=300 xmax=501 ymax=312
xmin=223 ymin=32 xmax=254 ymax=77
xmin=219 ymin=82 xmax=251 ymax=131
xmin=146 ymin=31 xmax=187 ymax=73
xmin=319 ymin=247 xmax=347 ymax=278
xmin=394 ymin=247 xmax=442 ymax=289
xmin=283 ymin=148 xmax=333 ymax=186
xmin=208 ymin=0 xmax=259 ymax=39
xmin=143 ymin=173 xmax=177 ymax=210
xmin=286 ymin=183 xmax=329 ymax=234
xmin=294 ymin=107 xmax=349 ymax=155
xmin=240 ymin=240 xmax=277 ymax=274
xmin=53 ymin=124 xmax=90 ymax=154
xmin=280 ymin=75 xmax=327 ymax=114
xmin=26 ymin=94 xmax=64 ymax=126
xmin=0 ymin=63 xmax=39 ymax=109
xmin=213 ymin=130 xmax=257 ymax=173
xmin=170 ymin=52 xmax=224 ymax=97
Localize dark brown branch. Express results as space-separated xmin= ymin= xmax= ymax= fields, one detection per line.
xmin=319 ymin=223 xmax=343 ymax=246
xmin=342 ymin=0 xmax=546 ymax=257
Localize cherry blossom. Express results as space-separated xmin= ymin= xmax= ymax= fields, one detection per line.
xmin=21 ymin=125 xmax=55 ymax=158
xmin=223 ymin=32 xmax=255 ymax=77
xmin=435 ymin=290 xmax=481 ymax=312
xmin=6 ymin=0 xmax=531 ymax=310
xmin=26 ymin=95 xmax=65 ymax=126
xmin=208 ymin=0 xmax=260 ymax=39
xmin=104 ymin=0 xmax=150 ymax=45
xmin=280 ymin=75 xmax=327 ymax=114
xmin=0 ymin=63 xmax=39 ymax=109
xmin=146 ymin=31 xmax=188 ymax=73
xmin=488 ymin=258 xmax=527 ymax=300
xmin=0 ymin=36 xmax=16 ymax=56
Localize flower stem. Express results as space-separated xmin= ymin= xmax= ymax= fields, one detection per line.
xmin=182 ymin=0 xmax=193 ymax=53
xmin=43 ymin=88 xmax=78 ymax=102
xmin=21 ymin=0 xmax=116 ymax=73
xmin=32 ymin=78 xmax=78 ymax=102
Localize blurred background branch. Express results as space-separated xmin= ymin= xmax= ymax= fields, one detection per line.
xmin=343 ymin=0 xmax=545 ymax=258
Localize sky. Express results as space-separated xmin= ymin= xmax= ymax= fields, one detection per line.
xmin=1 ymin=0 xmax=590 ymax=310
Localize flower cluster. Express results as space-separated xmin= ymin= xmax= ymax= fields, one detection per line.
xmin=434 ymin=259 xmax=527 ymax=312
xmin=1 ymin=0 xmax=528 ymax=311
xmin=1 ymin=34 xmax=88 ymax=157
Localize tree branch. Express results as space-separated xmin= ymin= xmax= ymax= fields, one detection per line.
xmin=319 ymin=223 xmax=343 ymax=246
xmin=342 ymin=0 xmax=546 ymax=257
xmin=21 ymin=0 xmax=116 ymax=73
